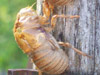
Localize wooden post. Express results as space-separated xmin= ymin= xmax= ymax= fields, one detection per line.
xmin=37 ymin=0 xmax=100 ymax=75
xmin=8 ymin=69 xmax=38 ymax=75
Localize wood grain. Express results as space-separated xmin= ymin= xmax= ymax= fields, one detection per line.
xmin=37 ymin=0 xmax=100 ymax=75
xmin=8 ymin=69 xmax=38 ymax=75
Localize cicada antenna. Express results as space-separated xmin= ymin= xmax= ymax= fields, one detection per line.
xmin=30 ymin=2 xmax=37 ymax=9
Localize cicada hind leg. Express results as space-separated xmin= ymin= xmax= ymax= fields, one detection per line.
xmin=58 ymin=42 xmax=92 ymax=58
xmin=29 ymin=59 xmax=43 ymax=75
xmin=36 ymin=67 xmax=42 ymax=75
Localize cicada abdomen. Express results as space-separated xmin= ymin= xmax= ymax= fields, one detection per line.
xmin=13 ymin=7 xmax=69 ymax=74
xmin=30 ymin=33 xmax=69 ymax=74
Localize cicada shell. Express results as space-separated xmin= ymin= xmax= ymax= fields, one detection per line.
xmin=13 ymin=7 xmax=68 ymax=74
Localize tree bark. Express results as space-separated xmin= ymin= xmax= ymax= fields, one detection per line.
xmin=37 ymin=0 xmax=100 ymax=75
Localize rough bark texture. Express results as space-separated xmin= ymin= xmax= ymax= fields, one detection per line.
xmin=37 ymin=0 xmax=100 ymax=75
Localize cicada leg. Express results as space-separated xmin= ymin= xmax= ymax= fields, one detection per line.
xmin=36 ymin=67 xmax=42 ymax=75
xmin=39 ymin=15 xmax=50 ymax=25
xmin=43 ymin=0 xmax=51 ymax=20
xmin=39 ymin=0 xmax=54 ymax=26
xmin=58 ymin=42 xmax=92 ymax=58
xmin=49 ymin=15 xmax=80 ymax=31
xmin=38 ymin=70 xmax=42 ymax=75
xmin=33 ymin=63 xmax=42 ymax=75
xmin=43 ymin=15 xmax=79 ymax=32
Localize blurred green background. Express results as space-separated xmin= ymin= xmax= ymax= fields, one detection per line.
xmin=0 ymin=0 xmax=36 ymax=74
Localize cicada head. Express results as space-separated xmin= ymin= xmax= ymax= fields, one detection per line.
xmin=14 ymin=6 xmax=40 ymax=33
xmin=17 ymin=6 xmax=37 ymax=18
xmin=13 ymin=6 xmax=40 ymax=54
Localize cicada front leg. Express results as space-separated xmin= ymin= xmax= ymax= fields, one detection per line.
xmin=43 ymin=0 xmax=51 ymax=20
xmin=58 ymin=42 xmax=92 ymax=58
xmin=39 ymin=1 xmax=51 ymax=26
xmin=40 ymin=0 xmax=54 ymax=24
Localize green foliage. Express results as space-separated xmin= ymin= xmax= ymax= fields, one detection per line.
xmin=0 ymin=0 xmax=36 ymax=70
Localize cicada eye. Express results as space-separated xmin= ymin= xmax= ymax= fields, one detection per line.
xmin=19 ymin=8 xmax=30 ymax=16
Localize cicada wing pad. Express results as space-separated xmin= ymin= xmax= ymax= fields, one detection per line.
xmin=21 ymin=32 xmax=41 ymax=51
xmin=14 ymin=32 xmax=32 ymax=54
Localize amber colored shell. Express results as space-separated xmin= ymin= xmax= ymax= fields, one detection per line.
xmin=13 ymin=7 xmax=68 ymax=74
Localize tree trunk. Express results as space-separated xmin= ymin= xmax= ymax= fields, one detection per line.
xmin=37 ymin=0 xmax=100 ymax=75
